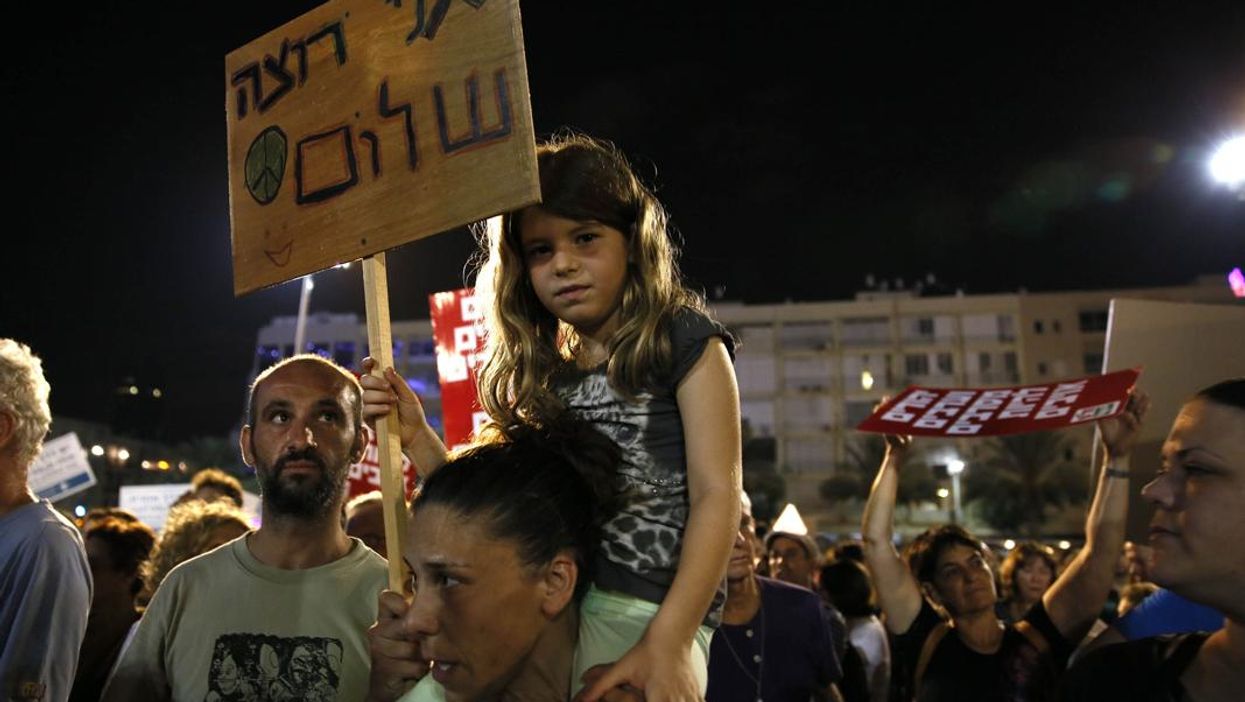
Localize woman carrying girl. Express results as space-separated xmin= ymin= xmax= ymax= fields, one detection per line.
xmin=364 ymin=134 xmax=741 ymax=701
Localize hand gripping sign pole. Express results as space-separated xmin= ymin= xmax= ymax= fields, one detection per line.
xmin=225 ymin=0 xmax=539 ymax=590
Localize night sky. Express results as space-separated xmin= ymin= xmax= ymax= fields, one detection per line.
xmin=3 ymin=1 xmax=1242 ymax=441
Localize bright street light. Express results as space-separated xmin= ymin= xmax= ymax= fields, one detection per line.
xmin=946 ymin=459 xmax=965 ymax=525
xmin=1209 ymin=135 xmax=1245 ymax=187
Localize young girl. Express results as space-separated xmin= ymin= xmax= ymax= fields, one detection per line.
xmin=364 ymin=134 xmax=741 ymax=701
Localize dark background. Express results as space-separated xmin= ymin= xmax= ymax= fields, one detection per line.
xmin=2 ymin=1 xmax=1242 ymax=440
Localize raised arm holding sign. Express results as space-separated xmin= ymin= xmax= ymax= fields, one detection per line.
xmin=860 ymin=390 xmax=1150 ymax=702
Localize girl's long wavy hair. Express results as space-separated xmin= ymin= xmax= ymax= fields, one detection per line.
xmin=472 ymin=133 xmax=706 ymax=432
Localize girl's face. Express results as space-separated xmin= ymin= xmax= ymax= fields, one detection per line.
xmin=1014 ymin=556 xmax=1054 ymax=602
xmin=401 ymin=504 xmax=559 ymax=702
xmin=518 ymin=207 xmax=630 ymax=343
xmin=1143 ymin=399 xmax=1245 ymax=605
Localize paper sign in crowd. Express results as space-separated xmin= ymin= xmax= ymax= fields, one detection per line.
xmin=856 ymin=368 xmax=1141 ymax=437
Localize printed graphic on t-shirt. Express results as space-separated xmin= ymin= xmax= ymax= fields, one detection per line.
xmin=204 ymin=634 xmax=342 ymax=701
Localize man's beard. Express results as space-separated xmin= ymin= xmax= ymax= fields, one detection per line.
xmin=256 ymin=446 xmax=347 ymax=520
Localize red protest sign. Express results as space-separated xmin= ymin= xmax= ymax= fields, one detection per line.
xmin=429 ymin=288 xmax=488 ymax=450
xmin=348 ymin=429 xmax=417 ymax=500
xmin=856 ymin=368 xmax=1142 ymax=437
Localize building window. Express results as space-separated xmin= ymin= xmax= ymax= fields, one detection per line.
xmin=998 ymin=315 xmax=1017 ymax=341
xmin=741 ymin=401 xmax=776 ymax=437
xmin=736 ymin=325 xmax=776 ymax=352
xmin=1003 ymin=352 xmax=1018 ymax=373
xmin=979 ymin=352 xmax=993 ymax=372
xmin=1034 ymin=320 xmax=1045 ymax=334
xmin=1053 ymin=320 xmax=1062 ymax=333
xmin=1079 ymin=309 xmax=1109 ymax=332
xmin=844 ymin=400 xmax=878 ymax=427
xmin=780 ymin=322 xmax=833 ymax=351
xmin=781 ymin=396 xmax=835 ymax=433
xmin=937 ymin=353 xmax=954 ymax=375
xmin=905 ymin=354 xmax=930 ymax=377
xmin=737 ymin=356 xmax=777 ymax=395
xmin=782 ymin=356 xmax=832 ymax=392
xmin=842 ymin=317 xmax=891 ymax=346
xmin=784 ymin=438 xmax=834 ymax=473
xmin=1037 ymin=361 xmax=1048 ymax=376
xmin=1083 ymin=352 xmax=1104 ymax=374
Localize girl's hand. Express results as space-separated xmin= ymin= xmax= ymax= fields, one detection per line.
xmin=1098 ymin=390 xmax=1149 ymax=461
xmin=360 ymin=357 xmax=448 ymax=472
xmin=575 ymin=637 xmax=699 ymax=702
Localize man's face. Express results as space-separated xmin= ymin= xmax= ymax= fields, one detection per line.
xmin=241 ymin=361 xmax=363 ymax=520
xmin=768 ymin=535 xmax=813 ymax=588
xmin=727 ymin=512 xmax=761 ymax=583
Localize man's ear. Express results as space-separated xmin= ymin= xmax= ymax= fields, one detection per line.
xmin=539 ymin=551 xmax=578 ymax=618
xmin=239 ymin=426 xmax=255 ymax=468
xmin=353 ymin=423 xmax=371 ymax=465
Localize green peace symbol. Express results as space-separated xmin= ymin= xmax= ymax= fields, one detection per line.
xmin=245 ymin=126 xmax=288 ymax=205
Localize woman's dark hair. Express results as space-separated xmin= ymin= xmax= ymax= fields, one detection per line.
xmin=1195 ymin=378 xmax=1245 ymax=411
xmin=905 ymin=524 xmax=986 ymax=585
xmin=819 ymin=559 xmax=876 ymax=617
xmin=412 ymin=414 xmax=624 ymax=599
xmin=84 ymin=516 xmax=157 ymax=596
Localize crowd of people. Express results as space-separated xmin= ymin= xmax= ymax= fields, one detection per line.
xmin=1 ymin=134 xmax=1242 ymax=702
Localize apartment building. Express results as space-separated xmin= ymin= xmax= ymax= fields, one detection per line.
xmin=252 ymin=274 xmax=1238 ymax=527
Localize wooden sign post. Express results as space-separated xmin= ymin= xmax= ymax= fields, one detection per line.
xmin=225 ymin=0 xmax=539 ymax=590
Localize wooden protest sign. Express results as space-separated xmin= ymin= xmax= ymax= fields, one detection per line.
xmin=226 ymin=0 xmax=539 ymax=590
xmin=225 ymin=0 xmax=538 ymax=296
xmin=856 ymin=368 xmax=1141 ymax=437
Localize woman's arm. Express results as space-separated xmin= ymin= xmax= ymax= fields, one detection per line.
xmin=579 ymin=338 xmax=742 ymax=702
xmin=1044 ymin=391 xmax=1149 ymax=640
xmin=861 ymin=435 xmax=925 ymax=634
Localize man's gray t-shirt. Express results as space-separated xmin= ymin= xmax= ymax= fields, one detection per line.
xmin=0 ymin=499 xmax=92 ymax=702
xmin=553 ymin=308 xmax=735 ymax=625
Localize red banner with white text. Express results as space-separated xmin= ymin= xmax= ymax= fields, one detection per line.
xmin=429 ymin=288 xmax=489 ymax=450
xmin=856 ymin=368 xmax=1141 ymax=437
xmin=348 ymin=430 xmax=417 ymax=499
